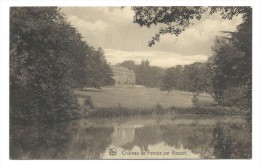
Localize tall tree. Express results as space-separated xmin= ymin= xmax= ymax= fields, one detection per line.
xmin=118 ymin=60 xmax=136 ymax=70
xmin=211 ymin=37 xmax=251 ymax=110
xmin=161 ymin=66 xmax=182 ymax=94
xmin=209 ymin=7 xmax=251 ymax=111
xmin=10 ymin=7 xmax=81 ymax=122
xmin=10 ymin=7 xmax=115 ymax=122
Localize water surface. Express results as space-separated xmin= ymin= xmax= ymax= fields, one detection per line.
xmin=10 ymin=115 xmax=251 ymax=159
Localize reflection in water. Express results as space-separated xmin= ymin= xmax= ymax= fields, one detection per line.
xmin=112 ymin=126 xmax=136 ymax=146
xmin=68 ymin=126 xmax=114 ymax=159
xmin=212 ymin=124 xmax=251 ymax=159
xmin=119 ymin=126 xmax=163 ymax=152
xmin=10 ymin=122 xmax=114 ymax=159
xmin=10 ymin=116 xmax=251 ymax=159
xmin=160 ymin=124 xmax=215 ymax=158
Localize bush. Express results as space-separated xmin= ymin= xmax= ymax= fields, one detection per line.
xmin=85 ymin=104 xmax=169 ymax=119
xmin=174 ymin=105 xmax=246 ymax=116
xmin=84 ymin=96 xmax=94 ymax=109
xmin=191 ymin=95 xmax=198 ymax=106
xmin=155 ymin=103 xmax=163 ymax=111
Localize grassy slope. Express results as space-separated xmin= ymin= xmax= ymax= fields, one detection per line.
xmin=75 ymin=86 xmax=214 ymax=109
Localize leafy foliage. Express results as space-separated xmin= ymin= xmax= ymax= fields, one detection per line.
xmin=160 ymin=65 xmax=182 ymax=93
xmin=119 ymin=60 xmax=165 ymax=88
xmin=10 ymin=7 xmax=114 ymax=123
xmin=132 ymin=7 xmax=251 ymax=47
xmin=211 ymin=38 xmax=251 ymax=111
xmin=161 ymin=62 xmax=213 ymax=95
xmin=85 ymin=48 xmax=115 ymax=88
xmin=84 ymin=96 xmax=94 ymax=109
xmin=132 ymin=7 xmax=207 ymax=46
xmin=209 ymin=8 xmax=251 ymax=111
xmin=10 ymin=7 xmax=80 ymax=122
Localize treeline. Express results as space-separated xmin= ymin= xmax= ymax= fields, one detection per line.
xmin=119 ymin=60 xmax=165 ymax=88
xmin=10 ymin=7 xmax=114 ymax=123
xmin=161 ymin=62 xmax=212 ymax=95
xmin=67 ymin=47 xmax=114 ymax=89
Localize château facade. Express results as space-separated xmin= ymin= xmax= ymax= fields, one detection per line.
xmin=111 ymin=65 xmax=136 ymax=86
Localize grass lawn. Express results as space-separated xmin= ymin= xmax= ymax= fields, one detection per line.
xmin=75 ymin=86 xmax=214 ymax=109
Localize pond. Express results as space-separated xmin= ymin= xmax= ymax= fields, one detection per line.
xmin=10 ymin=115 xmax=251 ymax=159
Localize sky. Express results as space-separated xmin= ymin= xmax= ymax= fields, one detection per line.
xmin=60 ymin=7 xmax=243 ymax=68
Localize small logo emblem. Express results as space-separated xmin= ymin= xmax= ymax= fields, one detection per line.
xmin=109 ymin=148 xmax=117 ymax=156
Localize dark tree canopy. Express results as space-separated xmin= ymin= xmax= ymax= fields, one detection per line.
xmin=10 ymin=7 xmax=80 ymax=122
xmin=209 ymin=7 xmax=251 ymax=111
xmin=85 ymin=47 xmax=115 ymax=89
xmin=161 ymin=62 xmax=213 ymax=95
xmin=132 ymin=6 xmax=251 ymax=47
xmin=118 ymin=60 xmax=136 ymax=70
xmin=10 ymin=7 xmax=114 ymax=122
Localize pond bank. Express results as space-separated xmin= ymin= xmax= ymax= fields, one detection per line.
xmin=82 ymin=105 xmax=250 ymax=120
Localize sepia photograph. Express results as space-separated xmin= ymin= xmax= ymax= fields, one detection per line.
xmin=9 ymin=6 xmax=252 ymax=160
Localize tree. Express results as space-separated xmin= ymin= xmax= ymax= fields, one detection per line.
xmin=10 ymin=7 xmax=82 ymax=122
xmin=65 ymin=28 xmax=92 ymax=89
xmin=161 ymin=62 xmax=213 ymax=96
xmin=211 ymin=37 xmax=251 ymax=110
xmin=96 ymin=48 xmax=115 ymax=87
xmin=208 ymin=8 xmax=251 ymax=111
xmin=161 ymin=66 xmax=183 ymax=94
xmin=118 ymin=60 xmax=136 ymax=70
xmin=184 ymin=62 xmax=213 ymax=95
xmin=136 ymin=60 xmax=164 ymax=87
xmin=84 ymin=47 xmax=114 ymax=89
xmin=10 ymin=7 xmax=115 ymax=122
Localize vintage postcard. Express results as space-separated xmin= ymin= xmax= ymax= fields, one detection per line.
xmin=9 ymin=6 xmax=252 ymax=160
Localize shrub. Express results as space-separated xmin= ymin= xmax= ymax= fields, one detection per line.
xmin=84 ymin=96 xmax=94 ymax=109
xmin=155 ymin=103 xmax=163 ymax=111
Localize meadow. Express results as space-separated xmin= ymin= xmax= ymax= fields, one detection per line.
xmin=75 ymin=86 xmax=214 ymax=109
